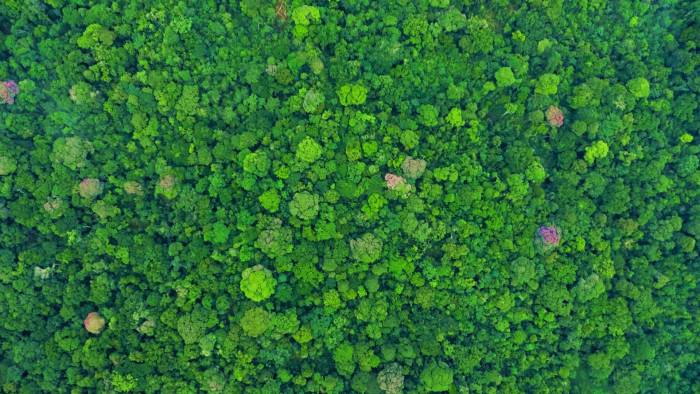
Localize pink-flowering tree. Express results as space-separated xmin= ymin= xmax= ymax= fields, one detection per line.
xmin=385 ymin=173 xmax=406 ymax=190
xmin=84 ymin=312 xmax=106 ymax=334
xmin=385 ymin=173 xmax=412 ymax=196
xmin=0 ymin=81 xmax=19 ymax=104
xmin=79 ymin=178 xmax=103 ymax=199
xmin=546 ymin=106 xmax=564 ymax=127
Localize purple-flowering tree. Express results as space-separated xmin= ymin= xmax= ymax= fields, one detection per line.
xmin=538 ymin=225 xmax=561 ymax=248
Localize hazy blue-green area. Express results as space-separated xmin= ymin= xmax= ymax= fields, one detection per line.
xmin=0 ymin=1 xmax=699 ymax=392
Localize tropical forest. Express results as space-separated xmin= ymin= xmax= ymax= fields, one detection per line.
xmin=0 ymin=0 xmax=699 ymax=393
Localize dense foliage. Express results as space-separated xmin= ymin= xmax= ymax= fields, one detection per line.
xmin=1 ymin=1 xmax=699 ymax=393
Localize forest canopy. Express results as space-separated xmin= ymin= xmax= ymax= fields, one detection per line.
xmin=0 ymin=0 xmax=699 ymax=393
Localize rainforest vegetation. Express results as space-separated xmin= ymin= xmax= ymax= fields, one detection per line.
xmin=0 ymin=0 xmax=699 ymax=393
